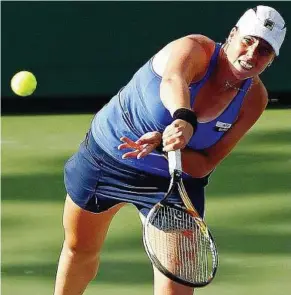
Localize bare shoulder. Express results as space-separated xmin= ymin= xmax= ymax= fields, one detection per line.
xmin=185 ymin=34 xmax=216 ymax=58
xmin=169 ymin=34 xmax=216 ymax=61
xmin=241 ymin=76 xmax=268 ymax=118
xmin=153 ymin=34 xmax=216 ymax=78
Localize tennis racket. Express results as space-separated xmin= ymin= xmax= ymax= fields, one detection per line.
xmin=142 ymin=149 xmax=218 ymax=287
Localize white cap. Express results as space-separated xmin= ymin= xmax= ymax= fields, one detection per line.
xmin=236 ymin=6 xmax=286 ymax=56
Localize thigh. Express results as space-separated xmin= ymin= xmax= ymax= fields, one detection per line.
xmin=63 ymin=194 xmax=125 ymax=253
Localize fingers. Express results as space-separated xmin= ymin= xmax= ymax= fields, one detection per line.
xmin=162 ymin=120 xmax=194 ymax=152
xmin=121 ymin=144 xmax=156 ymax=159
xmin=162 ymin=127 xmax=184 ymax=141
xmin=136 ymin=131 xmax=162 ymax=145
xmin=163 ymin=142 xmax=183 ymax=153
xmin=136 ymin=145 xmax=156 ymax=159
xmin=162 ymin=120 xmax=192 ymax=137
xmin=118 ymin=136 xmax=160 ymax=159
xmin=162 ymin=134 xmax=186 ymax=152
xmin=162 ymin=126 xmax=186 ymax=151
xmin=119 ymin=137 xmax=143 ymax=150
xmin=121 ymin=150 xmax=140 ymax=159
xmin=118 ymin=143 xmax=130 ymax=150
xmin=119 ymin=133 xmax=162 ymax=149
xmin=118 ymin=121 xmax=193 ymax=155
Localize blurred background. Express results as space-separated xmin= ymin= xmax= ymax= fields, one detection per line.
xmin=2 ymin=1 xmax=291 ymax=111
xmin=2 ymin=1 xmax=291 ymax=295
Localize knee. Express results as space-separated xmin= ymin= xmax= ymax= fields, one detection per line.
xmin=63 ymin=240 xmax=100 ymax=264
xmin=59 ymin=240 xmax=101 ymax=281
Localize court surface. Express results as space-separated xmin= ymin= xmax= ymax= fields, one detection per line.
xmin=2 ymin=109 xmax=291 ymax=295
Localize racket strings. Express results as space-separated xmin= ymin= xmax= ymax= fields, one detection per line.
xmin=146 ymin=206 xmax=215 ymax=284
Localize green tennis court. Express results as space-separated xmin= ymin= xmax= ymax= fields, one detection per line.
xmin=2 ymin=109 xmax=291 ymax=295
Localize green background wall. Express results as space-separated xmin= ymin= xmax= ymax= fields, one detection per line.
xmin=2 ymin=1 xmax=291 ymax=99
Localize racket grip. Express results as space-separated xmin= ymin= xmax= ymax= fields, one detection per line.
xmin=168 ymin=150 xmax=182 ymax=174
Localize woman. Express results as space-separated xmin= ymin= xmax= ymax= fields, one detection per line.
xmin=54 ymin=5 xmax=286 ymax=295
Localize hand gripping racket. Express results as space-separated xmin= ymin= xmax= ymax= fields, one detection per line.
xmin=143 ymin=150 xmax=218 ymax=287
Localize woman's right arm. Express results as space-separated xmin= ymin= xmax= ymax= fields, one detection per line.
xmin=159 ymin=35 xmax=209 ymax=116
xmin=118 ymin=36 xmax=213 ymax=158
xmin=157 ymin=36 xmax=212 ymax=151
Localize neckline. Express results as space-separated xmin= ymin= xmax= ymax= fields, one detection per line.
xmin=196 ymin=78 xmax=251 ymax=124
xmin=150 ymin=43 xmax=252 ymax=125
xmin=191 ymin=44 xmax=252 ymax=124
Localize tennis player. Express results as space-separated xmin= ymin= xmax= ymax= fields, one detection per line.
xmin=54 ymin=6 xmax=286 ymax=295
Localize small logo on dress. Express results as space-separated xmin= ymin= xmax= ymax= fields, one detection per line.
xmin=215 ymin=121 xmax=232 ymax=132
xmin=264 ymin=19 xmax=275 ymax=30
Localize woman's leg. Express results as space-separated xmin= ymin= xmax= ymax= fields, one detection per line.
xmin=139 ymin=212 xmax=194 ymax=295
xmin=153 ymin=266 xmax=194 ymax=295
xmin=53 ymin=194 xmax=124 ymax=295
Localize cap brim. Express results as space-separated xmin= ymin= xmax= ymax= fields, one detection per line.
xmin=238 ymin=27 xmax=279 ymax=55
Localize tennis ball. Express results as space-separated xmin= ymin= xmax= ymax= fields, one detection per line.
xmin=11 ymin=71 xmax=37 ymax=97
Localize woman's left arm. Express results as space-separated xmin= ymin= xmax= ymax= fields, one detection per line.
xmin=118 ymin=82 xmax=268 ymax=177
xmin=180 ymin=82 xmax=268 ymax=178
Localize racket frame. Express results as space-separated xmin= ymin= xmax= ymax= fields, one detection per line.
xmin=143 ymin=150 xmax=219 ymax=287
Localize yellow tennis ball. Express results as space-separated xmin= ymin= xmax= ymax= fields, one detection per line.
xmin=11 ymin=71 xmax=37 ymax=97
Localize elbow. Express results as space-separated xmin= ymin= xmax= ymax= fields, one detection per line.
xmin=161 ymin=73 xmax=182 ymax=84
xmin=186 ymin=165 xmax=212 ymax=179
xmin=160 ymin=74 xmax=184 ymax=92
xmin=196 ymin=157 xmax=215 ymax=178
xmin=182 ymin=150 xmax=214 ymax=178
xmin=194 ymin=167 xmax=213 ymax=178
xmin=160 ymin=75 xmax=188 ymax=111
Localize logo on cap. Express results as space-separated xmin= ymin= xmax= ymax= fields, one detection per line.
xmin=264 ymin=19 xmax=275 ymax=30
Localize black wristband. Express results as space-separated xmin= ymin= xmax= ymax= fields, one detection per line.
xmin=172 ymin=108 xmax=197 ymax=129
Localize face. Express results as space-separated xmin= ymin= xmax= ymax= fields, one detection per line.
xmin=225 ymin=27 xmax=275 ymax=79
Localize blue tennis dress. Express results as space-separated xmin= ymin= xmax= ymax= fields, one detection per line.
xmin=91 ymin=43 xmax=252 ymax=178
xmin=64 ymin=43 xmax=252 ymax=215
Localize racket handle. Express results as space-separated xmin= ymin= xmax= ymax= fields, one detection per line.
xmin=168 ymin=150 xmax=182 ymax=174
